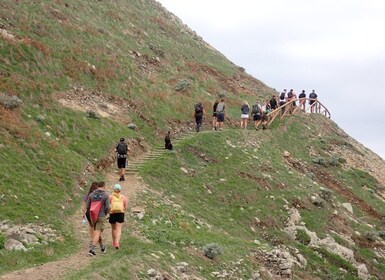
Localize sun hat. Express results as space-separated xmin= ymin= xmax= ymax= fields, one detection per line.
xmin=114 ymin=184 xmax=122 ymax=191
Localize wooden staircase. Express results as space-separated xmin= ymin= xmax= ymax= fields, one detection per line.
xmin=125 ymin=99 xmax=330 ymax=172
xmin=267 ymin=98 xmax=330 ymax=127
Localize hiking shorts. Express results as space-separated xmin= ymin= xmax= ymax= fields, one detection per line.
xmin=109 ymin=213 xmax=125 ymax=224
xmin=93 ymin=217 xmax=106 ymax=231
xmin=117 ymin=158 xmax=127 ymax=169
xmin=253 ymin=115 xmax=261 ymax=121
xmin=212 ymin=112 xmax=217 ymax=117
xmin=217 ymin=113 xmax=225 ymax=122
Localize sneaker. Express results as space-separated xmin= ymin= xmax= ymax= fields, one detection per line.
xmin=88 ymin=250 xmax=96 ymax=256
xmin=119 ymin=176 xmax=123 ymax=181
xmin=122 ymin=175 xmax=125 ymax=181
xmin=101 ymin=244 xmax=106 ymax=253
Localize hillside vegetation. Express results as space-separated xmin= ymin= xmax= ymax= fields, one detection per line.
xmin=1 ymin=0 xmax=385 ymax=279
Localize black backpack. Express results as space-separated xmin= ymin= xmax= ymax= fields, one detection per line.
xmin=195 ymin=103 xmax=203 ymax=115
xmin=309 ymin=92 xmax=317 ymax=99
xmin=117 ymin=142 xmax=127 ymax=155
xmin=280 ymin=92 xmax=285 ymax=100
xmin=252 ymin=104 xmax=261 ymax=115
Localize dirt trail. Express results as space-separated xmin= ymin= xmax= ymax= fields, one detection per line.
xmin=1 ymin=170 xmax=144 ymax=280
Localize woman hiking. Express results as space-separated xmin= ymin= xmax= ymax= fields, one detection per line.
xmin=109 ymin=184 xmax=127 ymax=249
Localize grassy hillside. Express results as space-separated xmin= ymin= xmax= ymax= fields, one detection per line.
xmin=1 ymin=0 xmax=385 ymax=279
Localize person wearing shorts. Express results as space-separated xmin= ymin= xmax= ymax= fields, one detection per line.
xmin=86 ymin=181 xmax=110 ymax=256
xmin=216 ymin=99 xmax=226 ymax=130
xmin=116 ymin=138 xmax=130 ymax=181
xmin=240 ymin=100 xmax=250 ymax=129
xmin=252 ymin=101 xmax=262 ymax=130
xmin=109 ymin=184 xmax=127 ymax=249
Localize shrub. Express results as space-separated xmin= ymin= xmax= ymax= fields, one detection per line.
xmin=175 ymin=79 xmax=190 ymax=91
xmin=86 ymin=110 xmax=100 ymax=119
xmin=296 ymin=229 xmax=311 ymax=245
xmin=320 ymin=188 xmax=333 ymax=201
xmin=0 ymin=93 xmax=23 ymax=110
xmin=202 ymin=243 xmax=223 ymax=259
xmin=363 ymin=232 xmax=376 ymax=242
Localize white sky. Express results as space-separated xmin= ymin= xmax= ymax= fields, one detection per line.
xmin=156 ymin=0 xmax=385 ymax=160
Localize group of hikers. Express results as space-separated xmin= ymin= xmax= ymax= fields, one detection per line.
xmin=191 ymin=89 xmax=319 ymax=132
xmin=81 ymin=89 xmax=320 ymax=256
xmin=82 ymin=181 xmax=127 ymax=256
xmin=81 ymin=138 xmax=131 ymax=256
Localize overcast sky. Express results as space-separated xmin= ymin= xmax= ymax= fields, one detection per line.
xmin=156 ymin=0 xmax=385 ymax=160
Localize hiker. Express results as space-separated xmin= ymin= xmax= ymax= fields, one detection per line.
xmin=251 ymin=101 xmax=262 ymax=130
xmin=212 ymin=100 xmax=219 ymax=130
xmin=86 ymin=181 xmax=110 ymax=256
xmin=298 ymin=90 xmax=306 ymax=111
xmin=240 ymin=100 xmax=250 ymax=129
xmin=260 ymin=101 xmax=270 ymax=130
xmin=309 ymin=90 xmax=318 ymax=113
xmin=82 ymin=182 xmax=104 ymax=251
xmin=269 ymin=95 xmax=278 ymax=111
xmin=279 ymin=89 xmax=287 ymax=115
xmin=164 ymin=131 xmax=173 ymax=150
xmin=216 ymin=98 xmax=226 ymax=131
xmin=194 ymin=102 xmax=206 ymax=132
xmin=287 ymin=89 xmax=296 ymax=113
xmin=109 ymin=184 xmax=127 ymax=250
xmin=115 ymin=138 xmax=130 ymax=181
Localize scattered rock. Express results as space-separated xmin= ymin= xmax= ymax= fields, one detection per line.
xmin=4 ymin=239 xmax=27 ymax=251
xmin=180 ymin=167 xmax=189 ymax=174
xmin=128 ymin=123 xmax=138 ymax=130
xmin=342 ymin=203 xmax=353 ymax=214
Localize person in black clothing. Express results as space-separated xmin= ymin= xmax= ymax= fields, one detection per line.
xmin=298 ymin=90 xmax=306 ymax=111
xmin=194 ymin=102 xmax=206 ymax=132
xmin=115 ymin=138 xmax=130 ymax=181
xmin=309 ymin=90 xmax=318 ymax=113
xmin=212 ymin=100 xmax=219 ymax=130
xmin=269 ymin=95 xmax=278 ymax=110
xmin=164 ymin=131 xmax=173 ymax=150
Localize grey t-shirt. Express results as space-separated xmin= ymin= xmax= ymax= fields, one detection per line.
xmin=216 ymin=102 xmax=225 ymax=113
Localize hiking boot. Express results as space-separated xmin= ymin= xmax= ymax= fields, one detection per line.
xmin=122 ymin=175 xmax=125 ymax=181
xmin=119 ymin=176 xmax=123 ymax=181
xmin=88 ymin=250 xmax=96 ymax=256
xmin=101 ymin=244 xmax=106 ymax=253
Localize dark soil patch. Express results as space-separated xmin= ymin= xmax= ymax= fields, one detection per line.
xmin=285 ymin=156 xmax=385 ymax=221
xmin=237 ymin=171 xmax=267 ymax=189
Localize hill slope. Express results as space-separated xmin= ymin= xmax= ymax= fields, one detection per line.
xmin=1 ymin=0 xmax=385 ymax=279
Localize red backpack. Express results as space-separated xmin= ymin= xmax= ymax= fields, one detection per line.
xmin=89 ymin=193 xmax=103 ymax=225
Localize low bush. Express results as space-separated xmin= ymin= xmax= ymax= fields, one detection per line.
xmin=203 ymin=243 xmax=223 ymax=259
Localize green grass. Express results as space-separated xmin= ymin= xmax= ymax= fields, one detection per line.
xmin=1 ymin=0 xmax=385 ymax=278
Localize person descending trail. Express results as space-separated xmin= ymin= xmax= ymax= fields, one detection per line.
xmin=164 ymin=131 xmax=173 ymax=150
xmin=309 ymin=90 xmax=318 ymax=113
xmin=116 ymin=138 xmax=130 ymax=181
xmin=240 ymin=100 xmax=250 ymax=129
xmin=251 ymin=100 xmax=262 ymax=130
xmin=82 ymin=182 xmax=103 ymax=252
xmin=216 ymin=98 xmax=226 ymax=131
xmin=109 ymin=184 xmax=127 ymax=250
xmin=212 ymin=100 xmax=219 ymax=130
xmin=194 ymin=102 xmax=206 ymax=132
xmin=86 ymin=181 xmax=109 ymax=256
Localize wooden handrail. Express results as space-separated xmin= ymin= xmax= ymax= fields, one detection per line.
xmin=266 ymin=98 xmax=330 ymax=127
